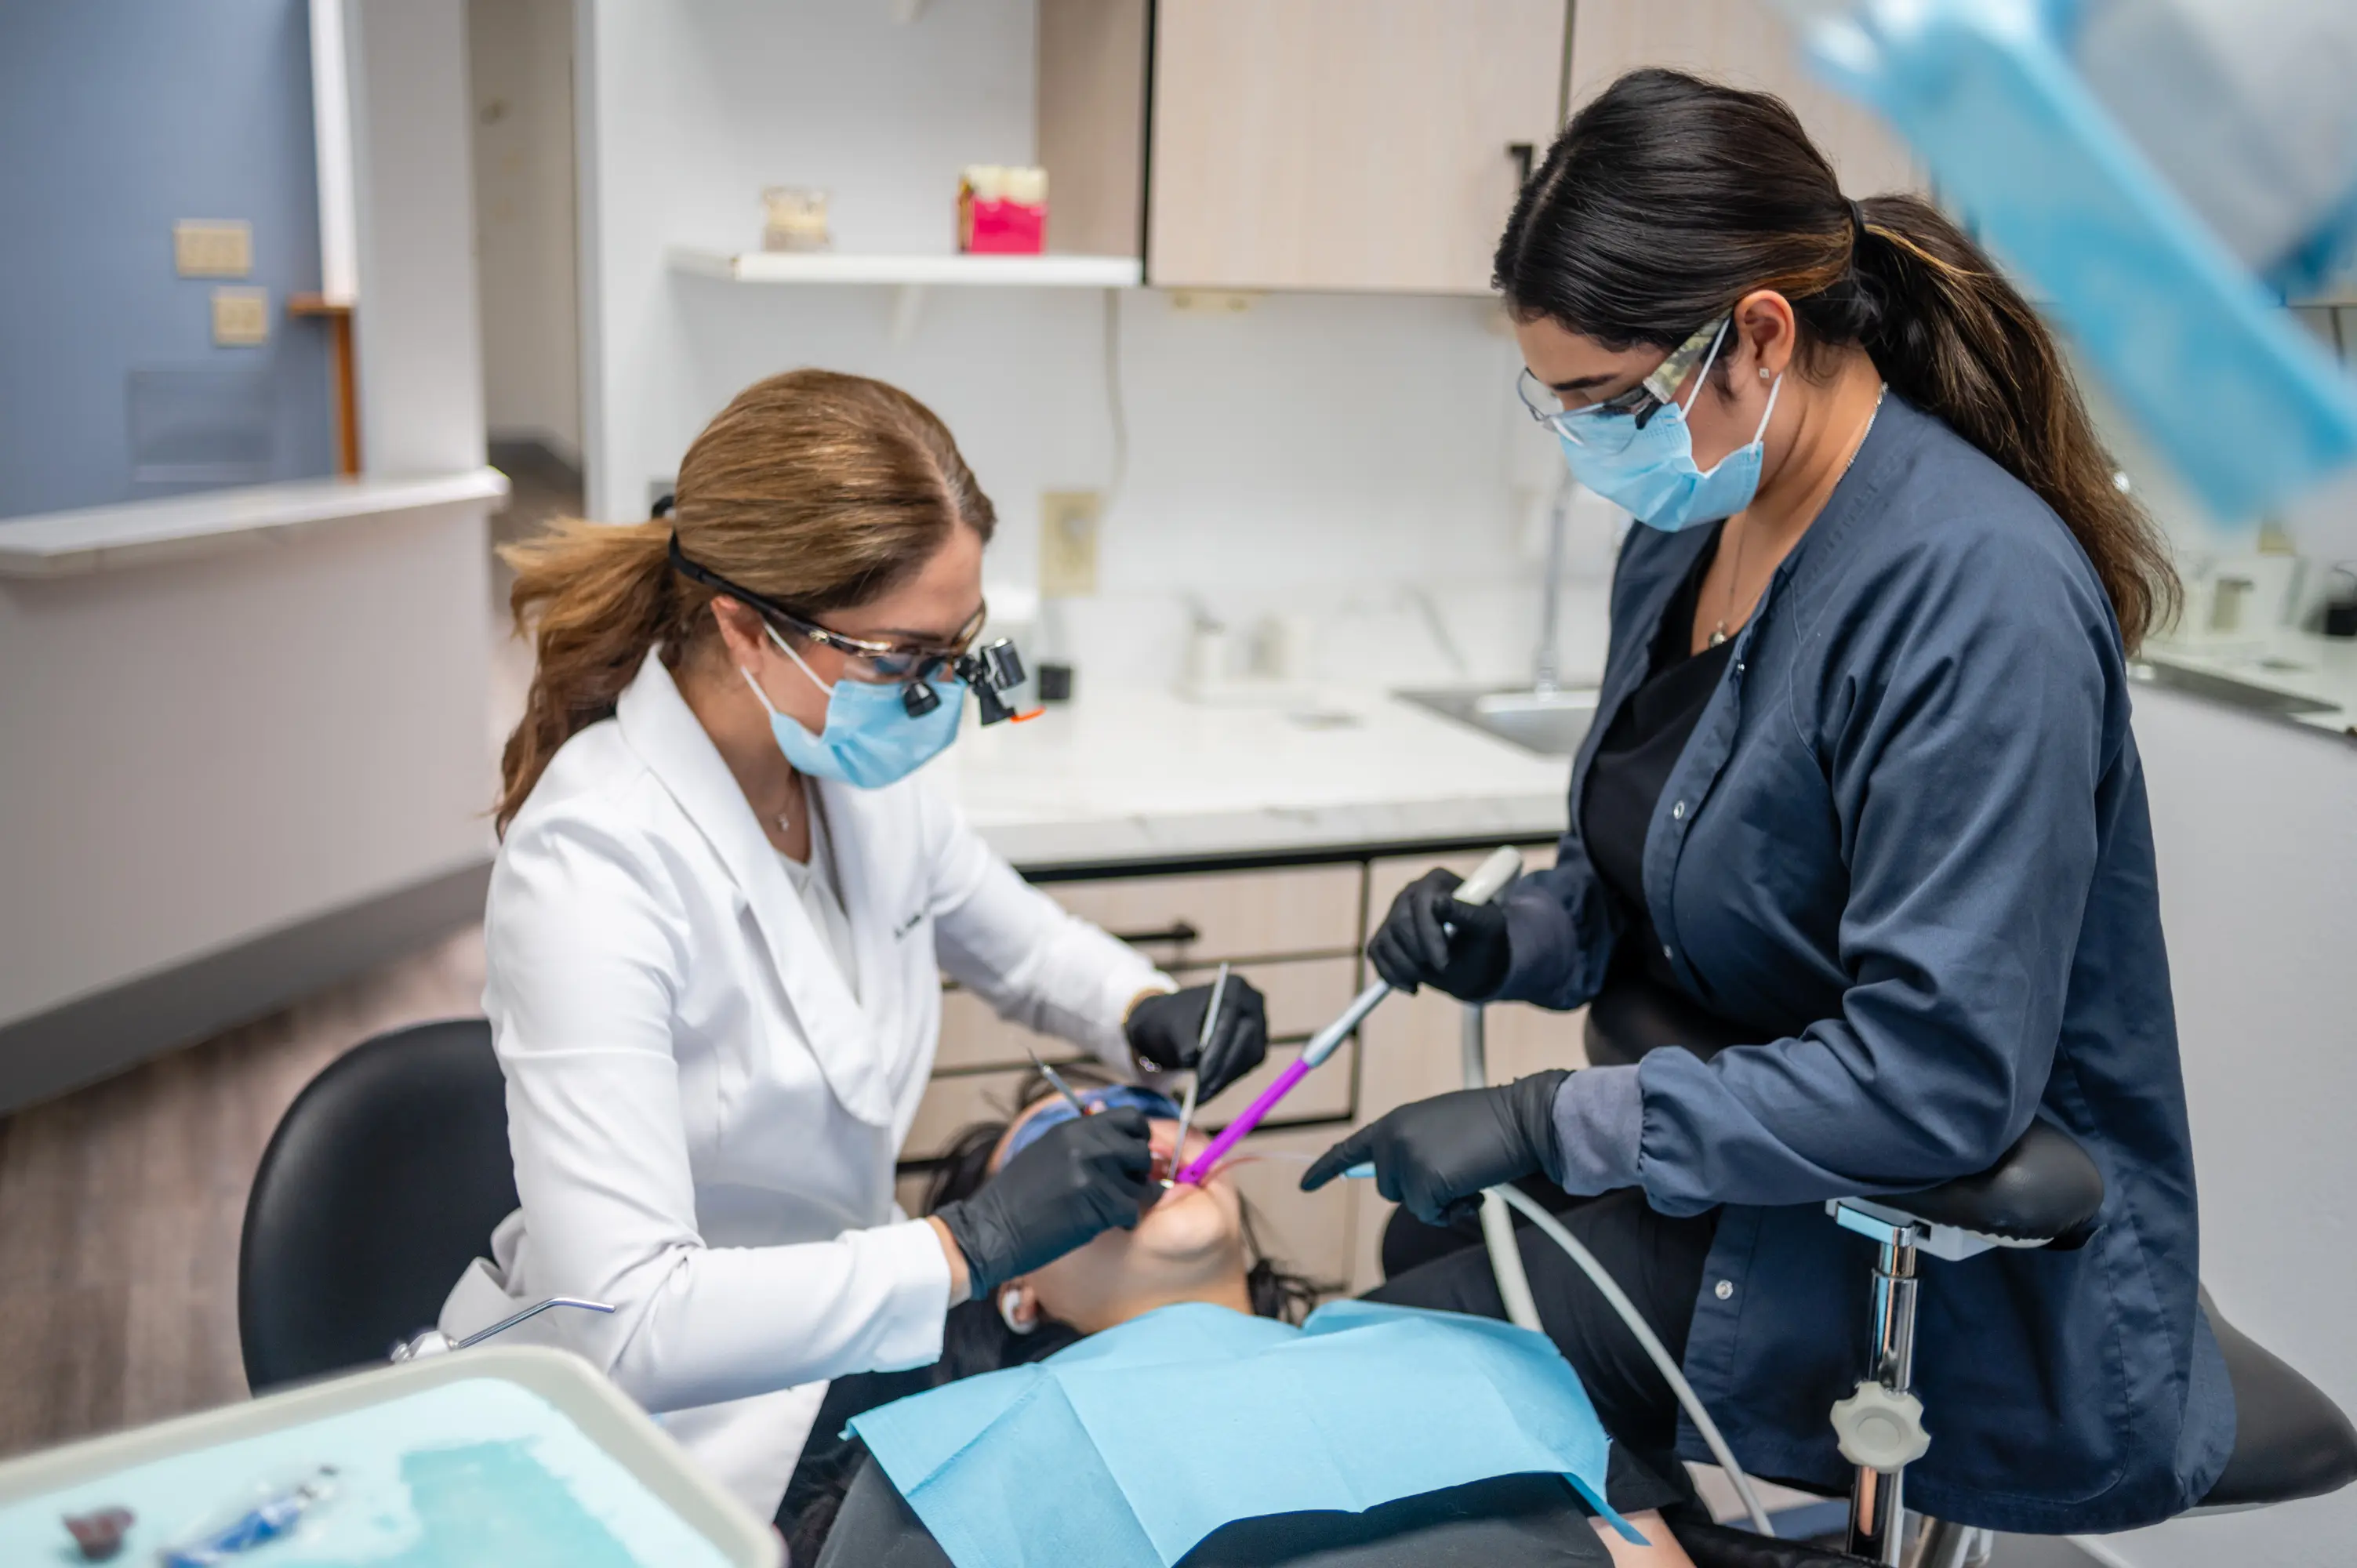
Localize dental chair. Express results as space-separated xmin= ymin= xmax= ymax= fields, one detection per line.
xmin=1585 ymin=977 xmax=2357 ymax=1568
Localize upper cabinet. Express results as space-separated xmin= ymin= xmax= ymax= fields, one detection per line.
xmin=1038 ymin=0 xmax=1566 ymax=295
xmin=1036 ymin=0 xmax=1918 ymax=295
xmin=1564 ymin=2 xmax=1921 ymax=198
xmin=1147 ymin=0 xmax=1567 ymax=294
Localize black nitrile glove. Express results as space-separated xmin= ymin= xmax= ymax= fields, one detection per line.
xmin=1125 ymin=978 xmax=1270 ymax=1101
xmin=1365 ymin=868 xmax=1513 ymax=999
xmin=1300 ymin=1070 xmax=1571 ymax=1226
xmin=934 ymin=1105 xmax=1157 ymax=1298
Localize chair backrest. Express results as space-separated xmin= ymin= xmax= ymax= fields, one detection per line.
xmin=238 ymin=1018 xmax=517 ymax=1392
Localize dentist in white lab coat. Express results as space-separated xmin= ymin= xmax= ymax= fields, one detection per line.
xmin=439 ymin=370 xmax=1270 ymax=1521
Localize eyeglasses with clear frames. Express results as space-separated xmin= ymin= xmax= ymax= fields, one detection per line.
xmin=1516 ymin=314 xmax=1732 ymax=456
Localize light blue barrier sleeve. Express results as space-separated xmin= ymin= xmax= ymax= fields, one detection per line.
xmin=850 ymin=1300 xmax=1635 ymax=1568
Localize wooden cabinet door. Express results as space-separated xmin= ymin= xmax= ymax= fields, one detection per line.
xmin=1148 ymin=0 xmax=1569 ymax=293
xmin=1350 ymin=843 xmax=1573 ymax=1292
xmin=1565 ymin=1 xmax=1920 ymax=197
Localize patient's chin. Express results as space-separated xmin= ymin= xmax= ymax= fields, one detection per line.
xmin=1132 ymin=1181 xmax=1243 ymax=1265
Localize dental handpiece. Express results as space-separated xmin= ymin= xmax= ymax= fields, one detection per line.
xmin=1173 ymin=845 xmax=1523 ymax=1185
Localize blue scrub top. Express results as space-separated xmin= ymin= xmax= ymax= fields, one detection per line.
xmin=1499 ymin=396 xmax=2234 ymax=1532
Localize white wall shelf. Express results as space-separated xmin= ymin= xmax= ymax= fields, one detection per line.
xmin=667 ymin=247 xmax=1141 ymax=288
xmin=668 ymin=248 xmax=1141 ymax=343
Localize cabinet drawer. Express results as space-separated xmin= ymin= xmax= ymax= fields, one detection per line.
xmin=935 ymin=955 xmax=1361 ymax=1073
xmin=1196 ymin=1037 xmax=1356 ymax=1129
xmin=1047 ymin=864 xmax=1364 ymax=964
xmin=904 ymin=1068 xmax=1033 ymax=1162
xmin=1168 ymin=953 xmax=1359 ymax=1041
xmin=1218 ymin=1123 xmax=1357 ymax=1291
xmin=1364 ymin=842 xmax=1556 ymax=924
xmin=911 ymin=1040 xmax=1356 ymax=1161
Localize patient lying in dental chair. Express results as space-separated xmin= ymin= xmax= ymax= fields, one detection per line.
xmin=783 ymin=1069 xmax=1698 ymax=1568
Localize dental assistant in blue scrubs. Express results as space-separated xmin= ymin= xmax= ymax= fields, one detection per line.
xmin=1306 ymin=70 xmax=2232 ymax=1534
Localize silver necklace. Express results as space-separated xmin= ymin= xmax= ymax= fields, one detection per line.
xmin=1709 ymin=382 xmax=1886 ymax=648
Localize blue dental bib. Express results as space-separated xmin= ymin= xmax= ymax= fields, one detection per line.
xmin=848 ymin=1300 xmax=1632 ymax=1568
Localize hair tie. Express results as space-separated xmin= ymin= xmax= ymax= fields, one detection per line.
xmin=1847 ymin=198 xmax=1869 ymax=248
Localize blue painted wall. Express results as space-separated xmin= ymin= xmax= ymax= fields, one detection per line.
xmin=0 ymin=0 xmax=336 ymax=519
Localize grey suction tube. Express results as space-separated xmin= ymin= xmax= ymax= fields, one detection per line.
xmin=1447 ymin=864 xmax=1776 ymax=1537
xmin=1491 ymin=1185 xmax=1777 ymax=1538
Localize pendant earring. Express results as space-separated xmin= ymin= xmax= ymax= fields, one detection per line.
xmin=998 ymin=1287 xmax=1037 ymax=1335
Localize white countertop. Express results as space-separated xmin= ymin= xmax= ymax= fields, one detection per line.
xmin=0 ymin=468 xmax=510 ymax=577
xmin=931 ymin=684 xmax=1571 ymax=870
xmin=2140 ymin=630 xmax=2357 ymax=740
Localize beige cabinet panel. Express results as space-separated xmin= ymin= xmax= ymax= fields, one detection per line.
xmin=1037 ymin=0 xmax=1149 ymax=256
xmin=1565 ymin=2 xmax=1920 ymax=198
xmin=934 ymin=953 xmax=1361 ymax=1073
xmin=905 ymin=1067 xmax=1034 ymax=1161
xmin=1366 ymin=841 xmax=1558 ymax=921
xmin=1218 ymin=1123 xmax=1360 ymax=1290
xmin=916 ymin=1036 xmax=1354 ymax=1158
xmin=1344 ymin=993 xmax=1589 ymax=1294
xmin=933 ymin=988 xmax=1068 ymax=1075
xmin=1046 ymin=863 xmax=1364 ymax=965
xmin=1169 ymin=953 xmax=1360 ymax=1040
xmin=1149 ymin=0 xmax=1570 ymax=292
xmin=1199 ymin=1037 xmax=1357 ymax=1128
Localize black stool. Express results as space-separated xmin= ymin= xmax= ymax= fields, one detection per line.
xmin=237 ymin=1019 xmax=517 ymax=1392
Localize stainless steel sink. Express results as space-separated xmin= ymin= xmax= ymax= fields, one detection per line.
xmin=1395 ymin=684 xmax=1601 ymax=757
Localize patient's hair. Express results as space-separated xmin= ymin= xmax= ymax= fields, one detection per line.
xmin=493 ymin=368 xmax=995 ymax=833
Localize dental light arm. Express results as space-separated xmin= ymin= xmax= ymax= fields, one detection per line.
xmin=1782 ymin=0 xmax=2357 ymax=523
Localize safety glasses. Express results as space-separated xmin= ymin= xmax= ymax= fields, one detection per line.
xmin=669 ymin=534 xmax=1033 ymax=723
xmin=1002 ymin=1084 xmax=1185 ymax=1163
xmin=1516 ymin=314 xmax=1731 ymax=456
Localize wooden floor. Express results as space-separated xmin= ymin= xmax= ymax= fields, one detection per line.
xmin=0 ymin=927 xmax=488 ymax=1460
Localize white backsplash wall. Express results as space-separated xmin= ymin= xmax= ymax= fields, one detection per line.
xmin=578 ymin=0 xmax=1557 ymax=659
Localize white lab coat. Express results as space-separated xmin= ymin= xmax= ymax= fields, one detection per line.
xmin=439 ymin=651 xmax=1166 ymax=1519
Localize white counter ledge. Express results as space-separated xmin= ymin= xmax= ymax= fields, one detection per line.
xmin=932 ymin=685 xmax=1573 ymax=872
xmin=0 ymin=468 xmax=510 ymax=577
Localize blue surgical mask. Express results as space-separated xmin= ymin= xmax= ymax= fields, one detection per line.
xmin=1551 ymin=323 xmax=1784 ymax=532
xmin=743 ymin=623 xmax=963 ymax=788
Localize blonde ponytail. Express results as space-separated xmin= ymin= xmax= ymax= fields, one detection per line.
xmin=493 ymin=369 xmax=996 ymax=833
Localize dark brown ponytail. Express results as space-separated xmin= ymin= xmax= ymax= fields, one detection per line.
xmin=1494 ymin=67 xmax=2178 ymax=649
xmin=495 ymin=369 xmax=996 ymax=833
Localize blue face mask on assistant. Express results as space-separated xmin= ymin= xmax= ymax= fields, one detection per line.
xmin=1003 ymin=1086 xmax=1184 ymax=1163
xmin=743 ymin=623 xmax=964 ymax=789
xmin=1545 ymin=318 xmax=1785 ymax=533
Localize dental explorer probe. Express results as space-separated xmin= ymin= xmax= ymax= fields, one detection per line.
xmin=1165 ymin=964 xmax=1227 ymax=1185
xmin=1174 ymin=845 xmax=1523 ymax=1185
xmin=1026 ymin=1046 xmax=1092 ymax=1118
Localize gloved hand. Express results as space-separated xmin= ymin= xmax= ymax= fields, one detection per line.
xmin=1124 ymin=978 xmax=1270 ymax=1101
xmin=934 ymin=1106 xmax=1157 ymax=1298
xmin=1300 ymin=1071 xmax=1571 ymax=1226
xmin=1365 ymin=868 xmax=1513 ymax=999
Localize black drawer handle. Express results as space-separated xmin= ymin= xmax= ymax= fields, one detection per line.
xmin=1111 ymin=921 xmax=1200 ymax=946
